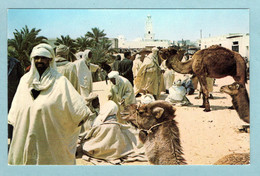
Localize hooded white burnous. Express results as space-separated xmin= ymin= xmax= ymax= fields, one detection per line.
xmin=135 ymin=47 xmax=163 ymax=99
xmin=55 ymin=44 xmax=80 ymax=93
xmin=82 ymin=100 xmax=137 ymax=161
xmin=8 ymin=43 xmax=91 ymax=165
xmin=74 ymin=49 xmax=99 ymax=99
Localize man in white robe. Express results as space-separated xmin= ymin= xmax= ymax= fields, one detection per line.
xmin=108 ymin=71 xmax=136 ymax=123
xmin=135 ymin=47 xmax=163 ymax=100
xmin=132 ymin=54 xmax=143 ymax=95
xmin=55 ymin=44 xmax=80 ymax=92
xmin=74 ymin=49 xmax=99 ymax=100
xmin=160 ymin=60 xmax=175 ymax=94
xmin=81 ymin=100 xmax=137 ymax=161
xmin=8 ymin=43 xmax=91 ymax=165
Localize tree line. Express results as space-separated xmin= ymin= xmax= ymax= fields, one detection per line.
xmin=8 ymin=25 xmax=118 ymax=70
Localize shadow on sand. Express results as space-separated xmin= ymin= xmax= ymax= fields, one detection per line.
xmin=184 ymin=104 xmax=232 ymax=111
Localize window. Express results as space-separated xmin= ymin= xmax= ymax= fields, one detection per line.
xmin=148 ymin=31 xmax=150 ymax=34
xmin=233 ymin=41 xmax=239 ymax=45
xmin=232 ymin=45 xmax=239 ymax=52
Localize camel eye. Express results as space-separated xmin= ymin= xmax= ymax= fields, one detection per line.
xmin=138 ymin=111 xmax=144 ymax=115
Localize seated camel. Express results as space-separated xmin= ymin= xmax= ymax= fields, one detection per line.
xmin=220 ymin=82 xmax=249 ymax=132
xmin=159 ymin=45 xmax=247 ymax=112
xmin=124 ymin=100 xmax=186 ymax=165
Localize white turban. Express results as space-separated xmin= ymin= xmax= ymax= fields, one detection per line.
xmin=30 ymin=43 xmax=55 ymax=60
xmin=56 ymin=44 xmax=69 ymax=56
xmin=108 ymin=71 xmax=119 ymax=79
xmin=93 ymin=100 xmax=118 ymax=126
xmin=140 ymin=94 xmax=155 ymax=104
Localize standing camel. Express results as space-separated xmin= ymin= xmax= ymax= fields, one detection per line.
xmin=159 ymin=45 xmax=247 ymax=112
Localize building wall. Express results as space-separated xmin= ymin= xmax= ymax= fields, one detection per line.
xmin=118 ymin=40 xmax=171 ymax=49
xmin=108 ymin=38 xmax=118 ymax=49
xmin=200 ymin=33 xmax=249 ymax=58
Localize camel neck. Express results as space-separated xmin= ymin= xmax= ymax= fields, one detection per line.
xmin=170 ymin=56 xmax=193 ymax=74
xmin=232 ymin=89 xmax=249 ymax=119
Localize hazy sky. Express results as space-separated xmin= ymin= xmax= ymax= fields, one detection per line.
xmin=8 ymin=9 xmax=249 ymax=41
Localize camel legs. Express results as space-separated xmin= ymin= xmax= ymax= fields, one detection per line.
xmin=197 ymin=76 xmax=211 ymax=112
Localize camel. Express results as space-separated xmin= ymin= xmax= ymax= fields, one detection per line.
xmin=159 ymin=45 xmax=247 ymax=112
xmin=124 ymin=101 xmax=186 ymax=165
xmin=214 ymin=153 xmax=250 ymax=165
xmin=220 ymin=82 xmax=249 ymax=132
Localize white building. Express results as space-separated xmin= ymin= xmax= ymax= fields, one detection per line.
xmin=199 ymin=33 xmax=249 ymax=58
xmin=118 ymin=15 xmax=172 ymax=49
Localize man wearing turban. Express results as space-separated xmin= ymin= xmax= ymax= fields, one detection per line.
xmin=107 ymin=71 xmax=136 ymax=123
xmin=55 ymin=44 xmax=80 ymax=92
xmin=8 ymin=43 xmax=91 ymax=165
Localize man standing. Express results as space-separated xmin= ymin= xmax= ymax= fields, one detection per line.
xmin=135 ymin=47 xmax=163 ymax=100
xmin=118 ymin=51 xmax=134 ymax=86
xmin=8 ymin=43 xmax=91 ymax=165
xmin=112 ymin=55 xmax=121 ymax=71
xmin=55 ymin=44 xmax=80 ymax=92
xmin=132 ymin=54 xmax=143 ymax=97
xmin=160 ymin=59 xmax=175 ymax=94
xmin=74 ymin=49 xmax=99 ymax=99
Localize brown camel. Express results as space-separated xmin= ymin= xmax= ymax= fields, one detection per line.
xmin=159 ymin=45 xmax=247 ymax=112
xmin=124 ymin=101 xmax=186 ymax=165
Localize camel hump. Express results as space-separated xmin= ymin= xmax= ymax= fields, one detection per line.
xmin=207 ymin=45 xmax=235 ymax=58
xmin=192 ymin=45 xmax=236 ymax=75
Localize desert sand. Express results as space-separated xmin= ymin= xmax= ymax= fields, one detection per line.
xmin=76 ymin=75 xmax=250 ymax=165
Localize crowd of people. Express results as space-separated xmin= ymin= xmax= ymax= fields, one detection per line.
xmin=8 ymin=43 xmax=202 ymax=165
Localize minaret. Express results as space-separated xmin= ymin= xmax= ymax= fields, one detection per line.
xmin=144 ymin=14 xmax=155 ymax=41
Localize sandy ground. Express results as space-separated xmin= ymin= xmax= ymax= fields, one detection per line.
xmin=76 ymin=75 xmax=250 ymax=165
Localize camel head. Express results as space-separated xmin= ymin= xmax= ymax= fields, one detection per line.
xmin=220 ymin=82 xmax=245 ymax=96
xmin=158 ymin=48 xmax=185 ymax=69
xmin=124 ymin=101 xmax=176 ymax=130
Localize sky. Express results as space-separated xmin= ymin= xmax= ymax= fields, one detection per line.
xmin=8 ymin=9 xmax=249 ymax=42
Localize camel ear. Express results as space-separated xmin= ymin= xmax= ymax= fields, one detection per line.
xmin=235 ymin=83 xmax=240 ymax=90
xmin=152 ymin=107 xmax=164 ymax=119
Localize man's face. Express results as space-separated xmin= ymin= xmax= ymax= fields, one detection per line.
xmin=110 ymin=78 xmax=116 ymax=85
xmin=88 ymin=52 xmax=92 ymax=59
xmin=34 ymin=56 xmax=51 ymax=73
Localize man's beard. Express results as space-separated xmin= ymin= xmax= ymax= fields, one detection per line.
xmin=35 ymin=62 xmax=48 ymax=73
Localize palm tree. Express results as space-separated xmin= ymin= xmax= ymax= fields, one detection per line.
xmin=54 ymin=35 xmax=78 ymax=62
xmin=85 ymin=27 xmax=107 ymax=46
xmin=8 ymin=25 xmax=47 ymax=69
xmin=75 ymin=36 xmax=93 ymax=51
xmin=90 ymin=38 xmax=117 ymax=65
